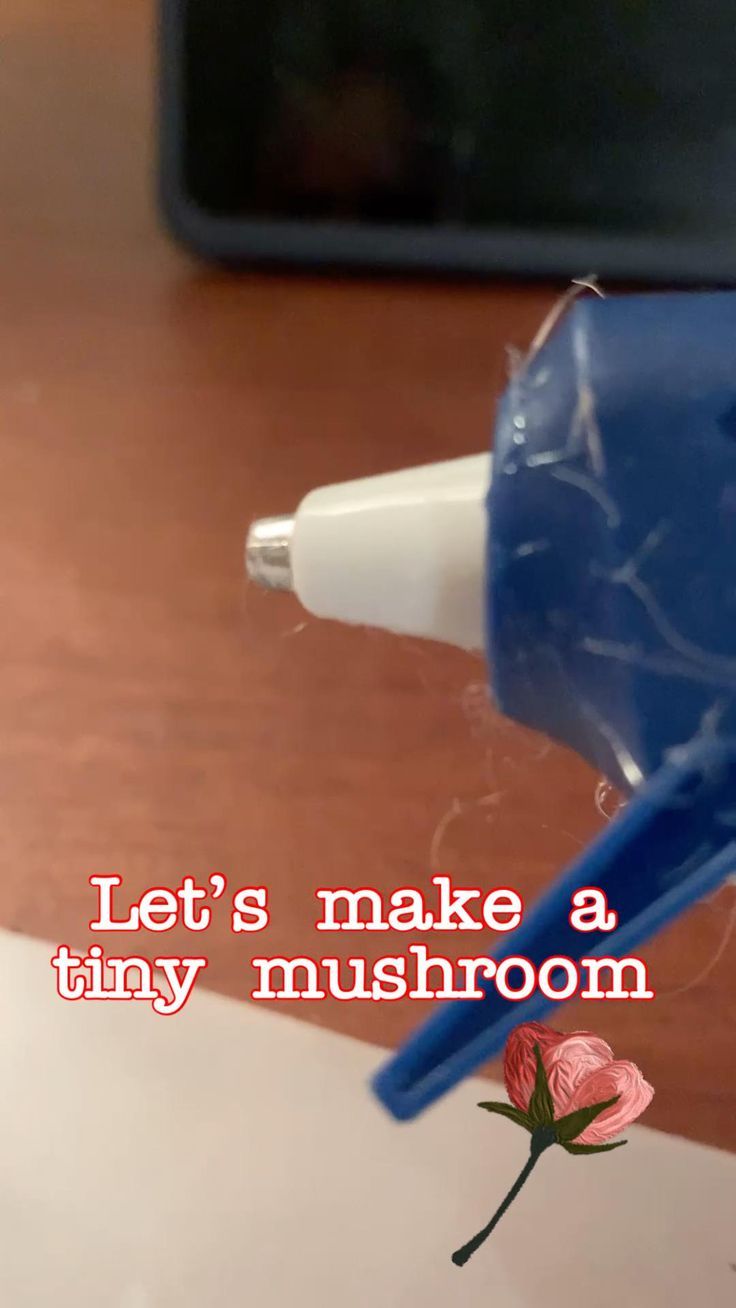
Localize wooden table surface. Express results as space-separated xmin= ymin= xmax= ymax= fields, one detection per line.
xmin=2 ymin=0 xmax=734 ymax=1149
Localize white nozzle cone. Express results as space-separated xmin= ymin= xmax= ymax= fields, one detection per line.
xmin=285 ymin=453 xmax=490 ymax=650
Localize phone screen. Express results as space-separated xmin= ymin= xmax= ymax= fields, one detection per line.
xmin=181 ymin=0 xmax=736 ymax=242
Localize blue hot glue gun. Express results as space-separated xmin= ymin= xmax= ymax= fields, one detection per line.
xmin=246 ymin=291 xmax=736 ymax=1120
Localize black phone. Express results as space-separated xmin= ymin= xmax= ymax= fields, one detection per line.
xmin=159 ymin=0 xmax=736 ymax=282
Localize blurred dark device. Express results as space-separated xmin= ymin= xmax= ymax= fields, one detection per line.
xmin=159 ymin=0 xmax=736 ymax=282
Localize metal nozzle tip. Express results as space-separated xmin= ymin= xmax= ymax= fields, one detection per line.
xmin=246 ymin=515 xmax=295 ymax=591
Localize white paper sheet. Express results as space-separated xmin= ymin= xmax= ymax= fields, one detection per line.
xmin=0 ymin=931 xmax=733 ymax=1307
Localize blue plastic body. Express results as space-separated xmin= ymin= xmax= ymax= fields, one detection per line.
xmin=374 ymin=292 xmax=736 ymax=1121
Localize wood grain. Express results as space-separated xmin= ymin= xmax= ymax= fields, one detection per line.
xmin=1 ymin=0 xmax=734 ymax=1149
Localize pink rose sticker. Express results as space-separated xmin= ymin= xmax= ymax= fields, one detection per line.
xmin=452 ymin=1021 xmax=654 ymax=1267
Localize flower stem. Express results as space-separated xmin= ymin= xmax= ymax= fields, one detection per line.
xmin=451 ymin=1129 xmax=553 ymax=1267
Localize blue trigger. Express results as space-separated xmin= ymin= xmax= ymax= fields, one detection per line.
xmin=373 ymin=736 xmax=736 ymax=1121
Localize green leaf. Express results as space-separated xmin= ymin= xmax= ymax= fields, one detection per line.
xmin=563 ymin=1139 xmax=628 ymax=1155
xmin=554 ymin=1095 xmax=620 ymax=1144
xmin=477 ymin=1101 xmax=533 ymax=1132
xmin=527 ymin=1043 xmax=555 ymax=1127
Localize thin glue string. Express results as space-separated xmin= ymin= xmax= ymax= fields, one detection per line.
xmin=590 ymin=774 xmax=736 ymax=997
xmin=429 ymin=793 xmax=502 ymax=872
xmin=657 ymin=887 xmax=736 ymax=998
xmin=591 ymin=772 xmax=736 ymax=997
xmin=439 ymin=692 xmax=736 ymax=1001
xmin=512 ymin=275 xmax=605 ymax=379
